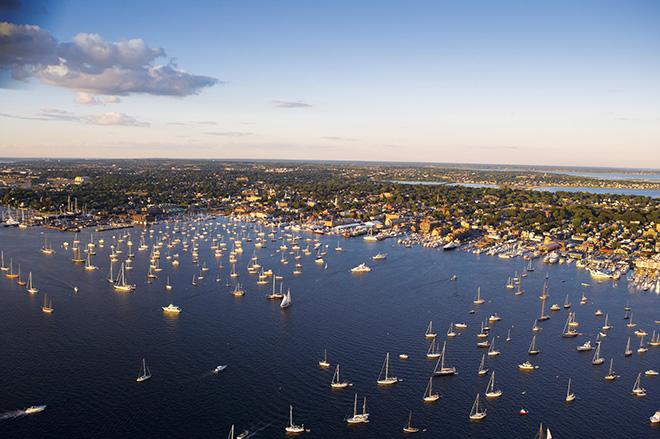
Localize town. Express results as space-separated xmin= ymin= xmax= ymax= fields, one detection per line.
xmin=2 ymin=159 xmax=659 ymax=289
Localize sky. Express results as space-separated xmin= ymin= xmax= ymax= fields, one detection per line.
xmin=1 ymin=0 xmax=659 ymax=168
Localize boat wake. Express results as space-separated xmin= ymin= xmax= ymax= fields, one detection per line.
xmin=0 ymin=410 xmax=29 ymax=421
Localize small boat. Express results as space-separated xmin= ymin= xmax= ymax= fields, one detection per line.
xmin=604 ymin=358 xmax=619 ymax=381
xmin=423 ymin=377 xmax=440 ymax=402
xmin=518 ymin=361 xmax=537 ymax=371
xmin=24 ymin=405 xmax=47 ymax=415
xmin=433 ymin=341 xmax=457 ymax=376
xmin=284 ymin=405 xmax=306 ymax=434
xmin=565 ymin=378 xmax=576 ymax=402
xmin=450 ymin=274 xmax=458 ymax=281
xmin=485 ymin=371 xmax=502 ymax=398
xmin=426 ymin=338 xmax=441 ymax=359
xmin=592 ymin=341 xmax=605 ymax=365
xmin=398 ymin=354 xmax=409 ymax=360
xmin=162 ymin=304 xmax=181 ymax=314
xmin=473 ymin=287 xmax=485 ymax=305
xmin=468 ymin=394 xmax=487 ymax=420
xmin=319 ymin=349 xmax=330 ymax=368
xmin=447 ymin=322 xmax=457 ymax=338
xmin=26 ymin=271 xmax=39 ymax=294
xmin=165 ymin=276 xmax=173 ymax=291
xmin=631 ymin=373 xmax=646 ymax=397
xmin=351 ymin=263 xmax=371 ymax=273
xmin=550 ymin=303 xmax=560 ymax=311
xmin=478 ymin=353 xmax=489 ymax=376
xmin=231 ymin=283 xmax=245 ymax=297
xmin=519 ymin=408 xmax=528 ymax=416
xmin=331 ymin=364 xmax=351 ymax=389
xmin=624 ymin=337 xmax=633 ymax=357
xmin=280 ymin=289 xmax=292 ymax=309
xmin=602 ymin=314 xmax=613 ymax=331
xmin=651 ymin=410 xmax=660 ymax=424
xmin=376 ymin=352 xmax=398 ymax=385
xmin=213 ymin=365 xmax=228 ymax=374
xmin=644 ymin=369 xmax=658 ymax=377
xmin=563 ymin=294 xmax=571 ymax=309
xmin=577 ymin=340 xmax=593 ymax=352
xmin=637 ymin=335 xmax=648 ymax=353
xmin=41 ymin=294 xmax=53 ymax=313
xmin=136 ymin=358 xmax=151 ymax=382
xmin=487 ymin=338 xmax=500 ymax=357
xmin=580 ymin=293 xmax=588 ymax=305
xmin=402 ymin=411 xmax=420 ymax=433
xmin=506 ymin=328 xmax=511 ymax=342
xmin=346 ymin=394 xmax=369 ymax=424
xmin=488 ymin=313 xmax=502 ymax=323
xmin=372 ymin=253 xmax=387 ymax=261
xmin=454 ymin=322 xmax=468 ymax=329
xmin=425 ymin=320 xmax=437 ymax=339
xmin=528 ymin=335 xmax=540 ymax=355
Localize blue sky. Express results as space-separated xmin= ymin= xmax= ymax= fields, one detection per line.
xmin=1 ymin=0 xmax=659 ymax=167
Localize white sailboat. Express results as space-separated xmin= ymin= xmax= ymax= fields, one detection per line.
xmin=433 ymin=341 xmax=457 ymax=376
xmin=423 ymin=376 xmax=440 ymax=402
xmin=447 ymin=322 xmax=457 ymax=337
xmin=318 ymin=349 xmax=330 ymax=368
xmin=136 ymin=358 xmax=151 ymax=382
xmin=592 ymin=341 xmax=604 ymax=365
xmin=565 ymin=378 xmax=575 ymax=402
xmin=331 ymin=364 xmax=350 ymax=389
xmin=473 ymin=286 xmax=485 ymax=305
xmin=113 ymin=263 xmax=135 ymax=292
xmin=478 ymin=353 xmax=489 ymax=376
xmin=26 ymin=271 xmax=39 ymax=294
xmin=425 ymin=320 xmax=436 ymax=338
xmin=604 ymin=358 xmax=618 ymax=381
xmin=485 ymin=371 xmax=502 ymax=398
xmin=284 ymin=405 xmax=306 ymax=434
xmin=528 ymin=335 xmax=540 ymax=355
xmin=487 ymin=337 xmax=500 ymax=356
xmin=631 ymin=373 xmax=646 ymax=397
xmin=624 ymin=336 xmax=633 ymax=357
xmin=346 ymin=394 xmax=369 ymax=424
xmin=280 ymin=289 xmax=292 ymax=309
xmin=377 ymin=352 xmax=398 ymax=385
xmin=402 ymin=411 xmax=420 ymax=433
xmin=469 ymin=393 xmax=487 ymax=420
xmin=426 ymin=338 xmax=441 ymax=359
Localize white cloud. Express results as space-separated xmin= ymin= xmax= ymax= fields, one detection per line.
xmin=0 ymin=22 xmax=218 ymax=96
xmin=75 ymin=92 xmax=101 ymax=105
xmin=87 ymin=112 xmax=149 ymax=127
xmin=272 ymin=100 xmax=312 ymax=108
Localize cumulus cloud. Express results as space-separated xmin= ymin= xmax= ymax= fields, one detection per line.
xmin=204 ymin=131 xmax=252 ymax=137
xmin=272 ymin=100 xmax=312 ymax=108
xmin=0 ymin=22 xmax=218 ymax=96
xmin=75 ymin=92 xmax=101 ymax=105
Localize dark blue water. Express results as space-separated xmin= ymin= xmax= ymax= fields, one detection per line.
xmin=0 ymin=219 xmax=658 ymax=438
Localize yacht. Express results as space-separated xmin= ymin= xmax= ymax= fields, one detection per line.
xmin=346 ymin=394 xmax=369 ymax=424
xmin=331 ymin=364 xmax=350 ymax=389
xmin=576 ymin=340 xmax=593 ymax=352
xmin=645 ymin=369 xmax=659 ymax=377
xmin=351 ymin=263 xmax=371 ymax=273
xmin=518 ymin=361 xmax=537 ymax=371
xmin=284 ymin=405 xmax=306 ymax=434
xmin=372 ymin=253 xmax=387 ymax=260
xmin=213 ymin=365 xmax=228 ymax=374
xmin=318 ymin=349 xmax=330 ymax=368
xmin=423 ymin=377 xmax=440 ymax=402
xmin=24 ymin=405 xmax=46 ymax=415
xmin=485 ymin=371 xmax=502 ymax=398
xmin=136 ymin=358 xmax=151 ymax=382
xmin=402 ymin=411 xmax=420 ymax=433
xmin=650 ymin=410 xmax=660 ymax=424
xmin=162 ymin=304 xmax=181 ymax=313
xmin=443 ymin=241 xmax=459 ymax=251
xmin=468 ymin=394 xmax=487 ymax=420
xmin=376 ymin=353 xmax=398 ymax=385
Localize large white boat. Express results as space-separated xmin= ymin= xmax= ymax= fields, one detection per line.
xmin=24 ymin=405 xmax=46 ymax=415
xmin=351 ymin=263 xmax=371 ymax=273
xmin=162 ymin=304 xmax=181 ymax=313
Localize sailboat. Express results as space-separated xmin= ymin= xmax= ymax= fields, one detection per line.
xmin=624 ymin=337 xmax=633 ymax=357
xmin=0 ymin=251 xmax=6 ymax=271
xmin=563 ymin=294 xmax=571 ymax=309
xmin=487 ymin=337 xmax=500 ymax=356
xmin=485 ymin=371 xmax=502 ymax=398
xmin=16 ymin=265 xmax=26 ymax=286
xmin=538 ymin=296 xmax=550 ymax=321
xmin=113 ymin=263 xmax=135 ymax=292
xmin=423 ymin=377 xmax=440 ymax=402
xmin=604 ymin=358 xmax=618 ymax=380
xmin=84 ymin=252 xmax=98 ymax=271
xmin=425 ymin=320 xmax=436 ymax=338
xmin=136 ymin=358 xmax=151 ymax=382
xmin=5 ymin=259 xmax=18 ymax=279
xmin=592 ymin=341 xmax=604 ymax=365
xmin=637 ymin=335 xmax=648 ymax=353
xmin=402 ymin=411 xmax=420 ymax=433
xmin=506 ymin=328 xmax=512 ymax=342
xmin=284 ymin=405 xmax=305 ymax=434
xmin=562 ymin=315 xmax=579 ymax=337
xmin=473 ymin=287 xmax=485 ymax=305
xmin=331 ymin=364 xmax=350 ymax=389
xmin=165 ymin=276 xmax=173 ymax=291
xmin=536 ymin=423 xmax=553 ymax=439
xmin=631 ymin=373 xmax=646 ymax=397
xmin=602 ymin=314 xmax=613 ymax=331
xmin=319 ymin=349 xmax=330 ymax=368
xmin=26 ymin=271 xmax=39 ymax=294
xmin=231 ymin=283 xmax=245 ymax=297
xmin=377 ymin=352 xmax=398 ymax=385
xmin=346 ymin=394 xmax=369 ymax=424
xmin=626 ymin=312 xmax=636 ymax=328
xmin=433 ymin=341 xmax=457 ymax=376
xmin=426 ymin=338 xmax=441 ymax=359
xmin=280 ymin=289 xmax=292 ymax=309
xmin=528 ymin=335 xmax=540 ymax=355
xmin=107 ymin=262 xmax=115 ymax=283
xmin=469 ymin=394 xmax=487 ymax=420
xmin=41 ymin=235 xmax=55 ymax=255
xmin=41 ymin=294 xmax=53 ymax=313
xmin=447 ymin=322 xmax=457 ymax=337
xmin=478 ymin=354 xmax=489 ymax=376
xmin=565 ymin=378 xmax=576 ymax=402
xmin=266 ymin=276 xmax=284 ymax=300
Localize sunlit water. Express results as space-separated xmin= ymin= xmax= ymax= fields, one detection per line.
xmin=0 ymin=219 xmax=658 ymax=438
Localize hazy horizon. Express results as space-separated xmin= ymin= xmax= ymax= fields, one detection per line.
xmin=2 ymin=0 xmax=659 ymax=167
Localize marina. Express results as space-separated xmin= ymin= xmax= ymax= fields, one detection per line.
xmin=0 ymin=217 xmax=658 ymax=438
